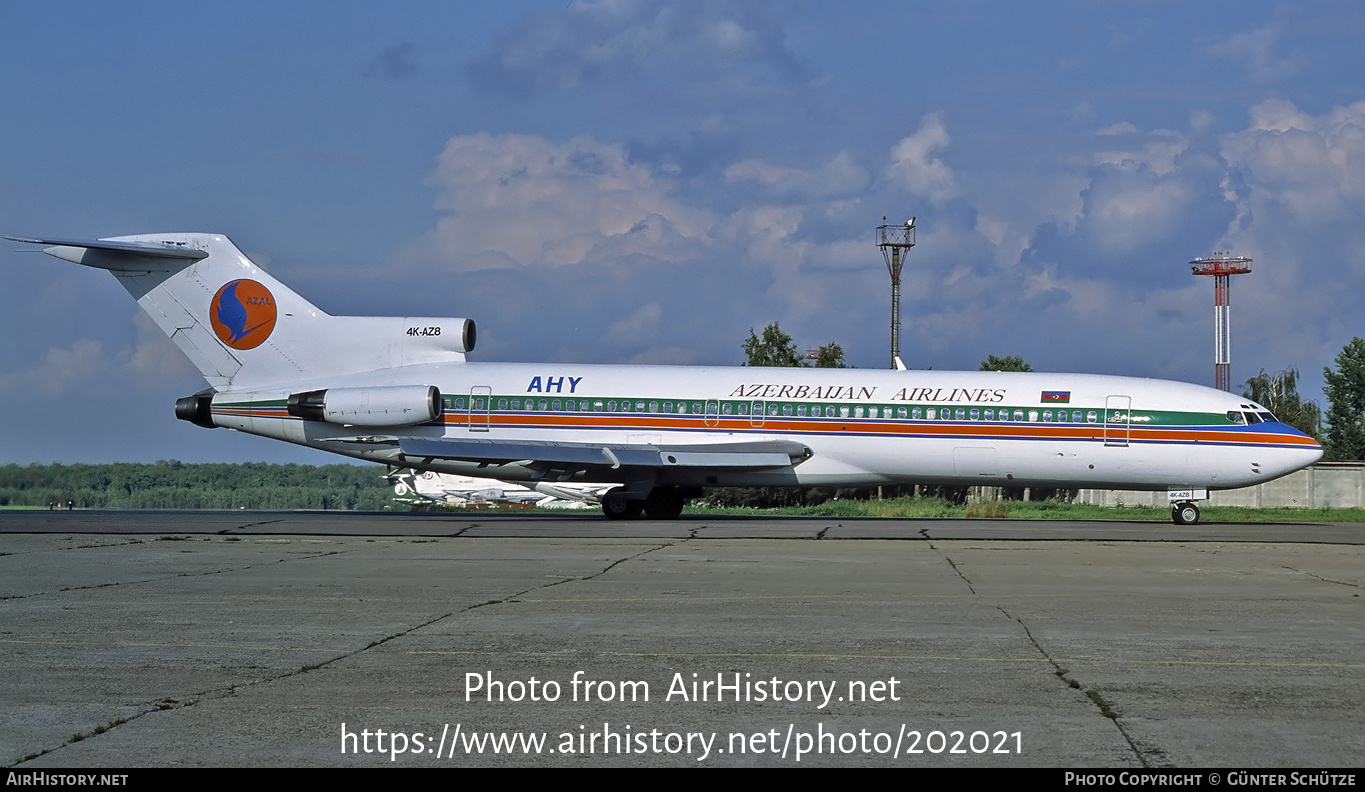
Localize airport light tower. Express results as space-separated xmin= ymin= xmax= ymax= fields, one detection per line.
xmin=877 ymin=217 xmax=916 ymax=369
xmin=1190 ymin=252 xmax=1253 ymax=391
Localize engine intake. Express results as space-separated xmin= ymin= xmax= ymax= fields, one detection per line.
xmin=287 ymin=385 xmax=443 ymax=428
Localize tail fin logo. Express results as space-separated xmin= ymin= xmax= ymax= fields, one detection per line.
xmin=210 ymin=279 xmax=277 ymax=350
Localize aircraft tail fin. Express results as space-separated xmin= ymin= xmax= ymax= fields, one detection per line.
xmin=9 ymin=233 xmax=475 ymax=390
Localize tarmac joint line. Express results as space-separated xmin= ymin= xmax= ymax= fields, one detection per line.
xmin=0 ymin=546 xmax=352 ymax=602
xmin=917 ymin=528 xmax=1162 ymax=769
xmin=218 ymin=519 xmax=283 ymax=535
xmin=1282 ymin=565 xmax=1362 ymax=589
xmin=11 ymin=539 xmax=680 ymax=767
xmin=994 ymin=603 xmax=1161 ymax=768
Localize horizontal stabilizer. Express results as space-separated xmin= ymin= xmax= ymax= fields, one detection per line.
xmin=4 ymin=234 xmax=208 ymax=263
xmin=398 ymin=437 xmax=811 ymax=471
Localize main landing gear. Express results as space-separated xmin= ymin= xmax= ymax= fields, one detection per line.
xmin=1171 ymin=501 xmax=1201 ymax=525
xmin=602 ymin=486 xmax=688 ymax=520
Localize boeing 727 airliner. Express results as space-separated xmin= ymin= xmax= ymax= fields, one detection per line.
xmin=8 ymin=233 xmax=1323 ymax=524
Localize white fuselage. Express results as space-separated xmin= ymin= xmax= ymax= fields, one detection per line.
xmin=210 ymin=362 xmax=1323 ymax=492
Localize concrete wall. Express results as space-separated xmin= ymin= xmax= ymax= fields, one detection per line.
xmin=1075 ymin=462 xmax=1365 ymax=509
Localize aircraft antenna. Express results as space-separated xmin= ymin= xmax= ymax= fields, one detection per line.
xmin=1190 ymin=252 xmax=1253 ymax=391
xmin=877 ymin=216 xmax=916 ymax=369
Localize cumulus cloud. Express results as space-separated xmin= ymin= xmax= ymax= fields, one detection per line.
xmin=0 ymin=311 xmax=198 ymax=398
xmin=0 ymin=338 xmax=108 ymax=396
xmin=1205 ymin=25 xmax=1301 ymax=83
xmin=469 ymin=0 xmax=805 ymax=96
xmin=1093 ymin=128 xmax=1188 ymax=176
xmin=412 ymin=133 xmax=713 ymax=272
xmin=884 ymin=114 xmax=959 ymax=205
xmin=723 ymin=151 xmax=869 ymax=200
xmin=1221 ymin=98 xmax=1365 ymax=224
xmin=394 ymin=96 xmax=1365 ymax=388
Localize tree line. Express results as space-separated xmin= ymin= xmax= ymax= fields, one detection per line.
xmin=0 ymin=461 xmax=396 ymax=510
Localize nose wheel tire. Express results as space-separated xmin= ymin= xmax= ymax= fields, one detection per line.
xmin=1171 ymin=502 xmax=1200 ymax=525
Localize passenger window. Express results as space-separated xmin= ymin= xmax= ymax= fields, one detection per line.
xmin=970 ymin=409 xmax=979 ymax=420
xmin=539 ymin=400 xmax=548 ymax=410
xmin=955 ymin=408 xmax=965 ymax=420
xmin=783 ymin=404 xmax=793 ymax=416
xmin=841 ymin=406 xmax=851 ymax=418
xmin=855 ymin=407 xmax=865 ymax=418
xmin=1028 ymin=410 xmax=1038 ymax=422
xmin=1043 ymin=410 xmax=1052 ymax=422
xmin=738 ymin=403 xmax=749 ymax=415
xmin=594 ymin=401 xmax=604 ymax=411
xmin=551 ymin=399 xmax=560 ymax=410
xmin=455 ymin=398 xmax=466 ymax=409
xmin=649 ymin=401 xmax=658 ymax=412
xmin=798 ymin=405 xmax=807 ymax=416
xmin=635 ymin=402 xmax=645 ymax=412
xmin=912 ymin=407 xmax=922 ymax=420
xmin=722 ymin=403 xmax=733 ymax=415
xmin=693 ymin=403 xmax=703 ymax=414
xmin=826 ymin=406 xmax=836 ymax=417
xmin=662 ymin=401 xmax=671 ymax=413
xmin=984 ymin=409 xmax=994 ymax=421
xmin=498 ymin=399 xmax=507 ymax=410
xmin=1014 ymin=410 xmax=1024 ymax=421
xmin=1087 ymin=411 xmax=1097 ymax=423
xmin=898 ymin=407 xmax=908 ymax=419
xmin=927 ymin=408 xmax=936 ymax=420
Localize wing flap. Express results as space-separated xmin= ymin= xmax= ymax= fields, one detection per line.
xmin=397 ymin=437 xmax=811 ymax=471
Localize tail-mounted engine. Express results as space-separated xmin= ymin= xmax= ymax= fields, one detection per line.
xmin=174 ymin=390 xmax=218 ymax=429
xmin=286 ymin=385 xmax=444 ymax=428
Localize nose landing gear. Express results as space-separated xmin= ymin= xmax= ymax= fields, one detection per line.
xmin=1171 ymin=501 xmax=1200 ymax=525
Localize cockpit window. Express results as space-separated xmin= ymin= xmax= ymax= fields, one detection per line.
xmin=1243 ymin=411 xmax=1263 ymax=424
xmin=1258 ymin=411 xmax=1276 ymax=423
xmin=1226 ymin=410 xmax=1246 ymax=425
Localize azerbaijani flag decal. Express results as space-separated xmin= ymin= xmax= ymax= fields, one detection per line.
xmin=1041 ymin=391 xmax=1070 ymax=404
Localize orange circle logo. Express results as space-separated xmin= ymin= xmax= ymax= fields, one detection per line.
xmin=210 ymin=279 xmax=277 ymax=350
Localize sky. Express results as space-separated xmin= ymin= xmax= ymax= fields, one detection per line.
xmin=2 ymin=1 xmax=1364 ymax=464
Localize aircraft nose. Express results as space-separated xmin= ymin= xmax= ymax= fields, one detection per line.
xmin=1264 ymin=421 xmax=1323 ymax=471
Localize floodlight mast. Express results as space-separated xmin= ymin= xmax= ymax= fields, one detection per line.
xmin=877 ymin=217 xmax=916 ymax=369
xmin=1190 ymin=253 xmax=1253 ymax=391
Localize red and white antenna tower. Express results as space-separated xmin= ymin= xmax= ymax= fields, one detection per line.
xmin=1190 ymin=252 xmax=1253 ymax=391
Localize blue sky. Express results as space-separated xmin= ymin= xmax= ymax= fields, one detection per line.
xmin=2 ymin=1 xmax=1364 ymax=463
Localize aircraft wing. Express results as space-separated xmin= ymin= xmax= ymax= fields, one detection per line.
xmin=397 ymin=437 xmax=812 ymax=473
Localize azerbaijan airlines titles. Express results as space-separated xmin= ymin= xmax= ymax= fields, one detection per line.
xmin=527 ymin=375 xmax=1007 ymax=404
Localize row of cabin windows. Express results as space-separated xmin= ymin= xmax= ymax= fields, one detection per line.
xmin=449 ymin=397 xmax=1104 ymax=424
